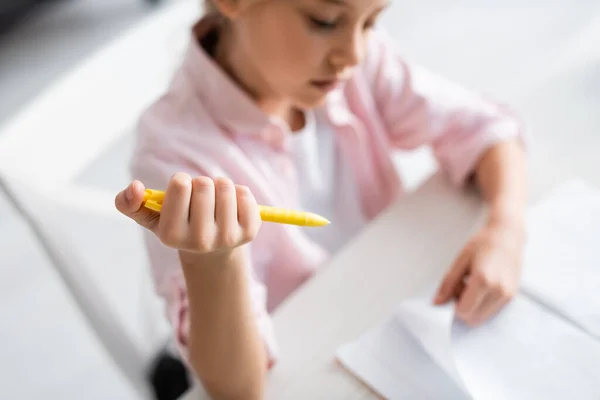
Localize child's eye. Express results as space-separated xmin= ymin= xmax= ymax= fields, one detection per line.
xmin=309 ymin=16 xmax=338 ymax=31
xmin=364 ymin=19 xmax=377 ymax=31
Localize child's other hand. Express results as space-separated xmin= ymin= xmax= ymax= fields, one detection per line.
xmin=114 ymin=173 xmax=262 ymax=254
xmin=433 ymin=220 xmax=525 ymax=326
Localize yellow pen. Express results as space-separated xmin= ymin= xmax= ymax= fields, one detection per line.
xmin=142 ymin=188 xmax=330 ymax=227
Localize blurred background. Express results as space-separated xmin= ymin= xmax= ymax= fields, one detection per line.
xmin=0 ymin=0 xmax=598 ymax=399
xmin=0 ymin=0 xmax=168 ymax=125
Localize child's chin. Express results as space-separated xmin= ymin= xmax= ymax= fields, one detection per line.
xmin=293 ymin=92 xmax=328 ymax=110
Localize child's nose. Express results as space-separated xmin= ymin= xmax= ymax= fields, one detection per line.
xmin=329 ymin=29 xmax=365 ymax=70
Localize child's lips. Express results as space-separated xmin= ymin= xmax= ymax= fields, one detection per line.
xmin=310 ymin=79 xmax=341 ymax=92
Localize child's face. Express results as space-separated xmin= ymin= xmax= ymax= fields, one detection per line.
xmin=227 ymin=0 xmax=388 ymax=109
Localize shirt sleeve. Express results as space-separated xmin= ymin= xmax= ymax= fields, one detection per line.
xmin=364 ymin=29 xmax=527 ymax=186
xmin=130 ymin=138 xmax=279 ymax=368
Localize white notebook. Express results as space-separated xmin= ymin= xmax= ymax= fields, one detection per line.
xmin=337 ymin=180 xmax=600 ymax=400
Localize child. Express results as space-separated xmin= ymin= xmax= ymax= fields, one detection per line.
xmin=115 ymin=0 xmax=527 ymax=398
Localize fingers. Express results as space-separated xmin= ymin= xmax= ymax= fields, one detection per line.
xmin=456 ymin=275 xmax=488 ymax=323
xmin=471 ymin=272 xmax=516 ymax=325
xmin=115 ymin=180 xmax=160 ymax=231
xmin=456 ymin=267 xmax=517 ymax=326
xmin=116 ymin=175 xmax=261 ymax=253
xmin=437 ymin=226 xmax=522 ymax=325
xmin=470 ymin=292 xmax=507 ymax=326
xmin=189 ymin=177 xmax=216 ymax=251
xmin=214 ymin=178 xmax=240 ymax=248
xmin=434 ymin=247 xmax=471 ymax=305
xmin=114 ymin=180 xmax=143 ymax=214
xmin=236 ymin=185 xmax=261 ymax=244
xmin=157 ymin=173 xmax=193 ymax=247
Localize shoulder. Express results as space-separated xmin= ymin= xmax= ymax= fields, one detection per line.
xmin=136 ymin=64 xmax=212 ymax=140
xmin=130 ymin=81 xmax=230 ymax=188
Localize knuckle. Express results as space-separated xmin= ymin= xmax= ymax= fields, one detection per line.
xmin=222 ymin=231 xmax=240 ymax=248
xmin=158 ymin=228 xmax=182 ymax=248
xmin=193 ymin=234 xmax=214 ymax=253
xmin=489 ymin=280 xmax=503 ymax=293
xmin=192 ymin=176 xmax=215 ymax=191
xmin=170 ymin=172 xmax=192 ymax=190
xmin=473 ymin=271 xmax=492 ymax=287
xmin=141 ymin=211 xmax=160 ymax=228
xmin=239 ymin=193 xmax=259 ymax=217
xmin=235 ymin=184 xmax=254 ymax=199
xmin=499 ymin=285 xmax=515 ymax=299
xmin=214 ymin=177 xmax=235 ymax=192
xmin=241 ymin=222 xmax=261 ymax=244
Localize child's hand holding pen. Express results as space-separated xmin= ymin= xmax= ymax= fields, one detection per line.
xmin=115 ymin=173 xmax=263 ymax=255
xmin=115 ymin=173 xmax=329 ymax=256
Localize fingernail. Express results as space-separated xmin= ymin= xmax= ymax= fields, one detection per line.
xmin=126 ymin=184 xmax=134 ymax=202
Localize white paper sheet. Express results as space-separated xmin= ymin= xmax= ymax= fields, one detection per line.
xmin=393 ymin=295 xmax=468 ymax=392
xmin=520 ymin=180 xmax=600 ymax=339
xmin=451 ymin=295 xmax=600 ymax=400
xmin=337 ymin=180 xmax=600 ymax=399
xmin=338 ymin=294 xmax=600 ymax=400
xmin=337 ymin=312 xmax=468 ymax=400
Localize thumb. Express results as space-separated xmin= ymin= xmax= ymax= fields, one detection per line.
xmin=434 ymin=248 xmax=471 ymax=305
xmin=115 ymin=180 xmax=160 ymax=231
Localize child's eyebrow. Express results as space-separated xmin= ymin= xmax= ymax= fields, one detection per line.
xmin=321 ymin=0 xmax=390 ymax=11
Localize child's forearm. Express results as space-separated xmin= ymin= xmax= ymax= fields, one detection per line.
xmin=474 ymin=139 xmax=527 ymax=229
xmin=180 ymin=248 xmax=267 ymax=400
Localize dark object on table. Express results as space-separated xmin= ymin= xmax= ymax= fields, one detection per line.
xmin=148 ymin=349 xmax=191 ymax=400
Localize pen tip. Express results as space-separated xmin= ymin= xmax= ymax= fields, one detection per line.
xmin=312 ymin=215 xmax=330 ymax=227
